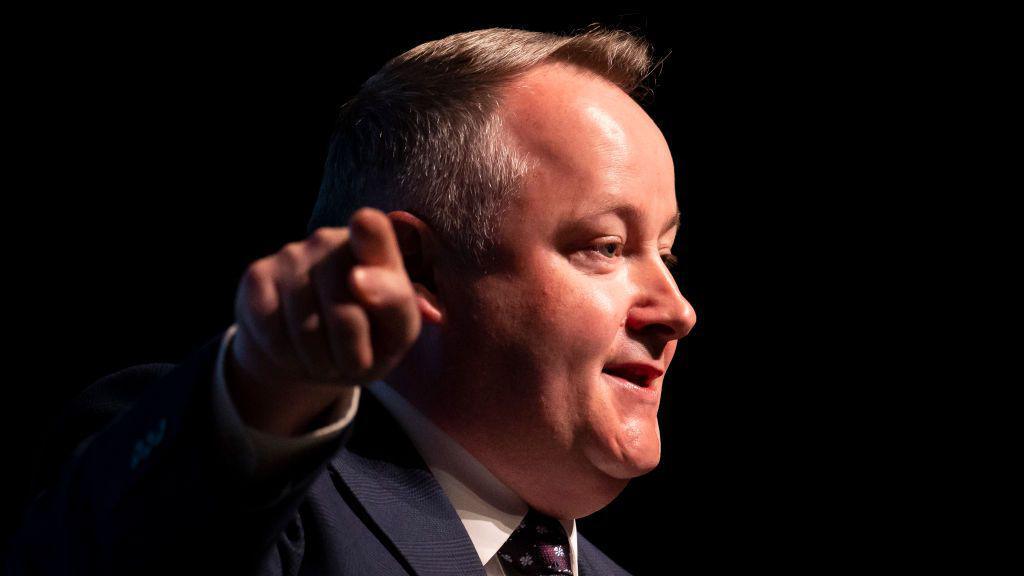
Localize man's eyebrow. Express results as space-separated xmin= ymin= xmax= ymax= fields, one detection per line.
xmin=663 ymin=210 xmax=681 ymax=235
xmin=574 ymin=204 xmax=682 ymax=235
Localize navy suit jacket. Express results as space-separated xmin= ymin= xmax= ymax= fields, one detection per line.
xmin=6 ymin=330 xmax=632 ymax=575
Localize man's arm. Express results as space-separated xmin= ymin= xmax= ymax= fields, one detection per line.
xmin=209 ymin=324 xmax=360 ymax=487
xmin=5 ymin=208 xmax=422 ymax=575
xmin=5 ymin=330 xmax=350 ymax=575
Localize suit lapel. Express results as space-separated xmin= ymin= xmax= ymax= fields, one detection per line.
xmin=576 ymin=533 xmax=632 ymax=575
xmin=328 ymin=390 xmax=485 ymax=576
xmin=577 ymin=544 xmax=594 ymax=576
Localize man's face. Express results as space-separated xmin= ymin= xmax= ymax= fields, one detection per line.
xmin=434 ymin=63 xmax=696 ymax=515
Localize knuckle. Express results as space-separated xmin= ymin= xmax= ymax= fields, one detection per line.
xmin=246 ymin=291 xmax=277 ymax=319
xmin=353 ymin=351 xmax=373 ymax=373
xmin=279 ymin=242 xmax=304 ymax=267
xmin=244 ymin=258 xmax=273 ymax=283
xmin=309 ymin=227 xmax=344 ymax=247
xmin=239 ymin=262 xmax=278 ymax=317
xmin=298 ymin=312 xmax=321 ymax=335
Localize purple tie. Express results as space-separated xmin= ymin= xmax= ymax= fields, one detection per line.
xmin=497 ymin=508 xmax=573 ymax=576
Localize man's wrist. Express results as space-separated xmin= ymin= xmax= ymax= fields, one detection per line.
xmin=225 ymin=328 xmax=356 ymax=437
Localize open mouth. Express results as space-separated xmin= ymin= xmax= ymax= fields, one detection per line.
xmin=602 ymin=364 xmax=663 ymax=388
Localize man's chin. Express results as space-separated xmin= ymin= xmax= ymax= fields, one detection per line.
xmin=585 ymin=440 xmax=662 ymax=480
xmin=609 ymin=451 xmax=661 ymax=479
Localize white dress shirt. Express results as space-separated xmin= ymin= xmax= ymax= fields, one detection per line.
xmin=209 ymin=324 xmax=579 ymax=576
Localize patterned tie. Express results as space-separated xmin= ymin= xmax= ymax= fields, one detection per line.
xmin=497 ymin=508 xmax=573 ymax=576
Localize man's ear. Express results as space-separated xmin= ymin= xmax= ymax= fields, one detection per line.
xmin=387 ymin=211 xmax=445 ymax=325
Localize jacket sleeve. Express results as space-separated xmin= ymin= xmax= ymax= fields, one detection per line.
xmin=209 ymin=324 xmax=359 ymax=489
xmin=5 ymin=327 xmax=359 ymax=575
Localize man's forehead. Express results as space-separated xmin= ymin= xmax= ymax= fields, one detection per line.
xmin=499 ymin=63 xmax=671 ymax=171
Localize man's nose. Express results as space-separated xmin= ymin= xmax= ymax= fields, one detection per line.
xmin=625 ymin=254 xmax=697 ymax=342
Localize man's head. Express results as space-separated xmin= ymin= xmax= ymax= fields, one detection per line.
xmin=308 ymin=26 xmax=655 ymax=266
xmin=313 ymin=27 xmax=696 ymax=518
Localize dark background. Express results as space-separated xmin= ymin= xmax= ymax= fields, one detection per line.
xmin=3 ymin=9 xmax=876 ymax=574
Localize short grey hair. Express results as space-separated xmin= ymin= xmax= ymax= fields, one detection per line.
xmin=307 ymin=26 xmax=656 ymax=266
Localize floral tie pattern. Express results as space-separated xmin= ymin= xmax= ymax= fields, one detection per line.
xmin=497 ymin=508 xmax=573 ymax=575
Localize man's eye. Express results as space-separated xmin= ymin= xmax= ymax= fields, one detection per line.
xmin=662 ymin=253 xmax=679 ymax=269
xmin=593 ymin=242 xmax=623 ymax=258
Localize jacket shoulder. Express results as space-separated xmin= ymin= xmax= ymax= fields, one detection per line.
xmin=32 ymin=362 xmax=178 ymax=495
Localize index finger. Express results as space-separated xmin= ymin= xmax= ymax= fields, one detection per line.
xmin=348 ymin=207 xmax=404 ymax=269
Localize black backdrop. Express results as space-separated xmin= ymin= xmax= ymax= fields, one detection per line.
xmin=1 ymin=9 xmax=834 ymax=574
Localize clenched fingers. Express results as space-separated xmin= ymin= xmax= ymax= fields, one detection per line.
xmin=233 ymin=207 xmax=422 ymax=388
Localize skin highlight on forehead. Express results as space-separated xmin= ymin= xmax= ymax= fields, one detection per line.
xmin=501 ymin=63 xmax=671 ymax=166
xmin=498 ymin=63 xmax=676 ymax=227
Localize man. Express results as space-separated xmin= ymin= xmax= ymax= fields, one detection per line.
xmin=6 ymin=26 xmax=695 ymax=575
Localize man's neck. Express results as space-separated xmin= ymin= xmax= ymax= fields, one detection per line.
xmin=386 ymin=342 xmax=629 ymax=520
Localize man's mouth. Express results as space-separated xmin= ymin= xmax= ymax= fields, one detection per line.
xmin=602 ymin=363 xmax=664 ymax=388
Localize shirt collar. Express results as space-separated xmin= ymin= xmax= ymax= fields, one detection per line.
xmin=367 ymin=381 xmax=578 ymax=574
